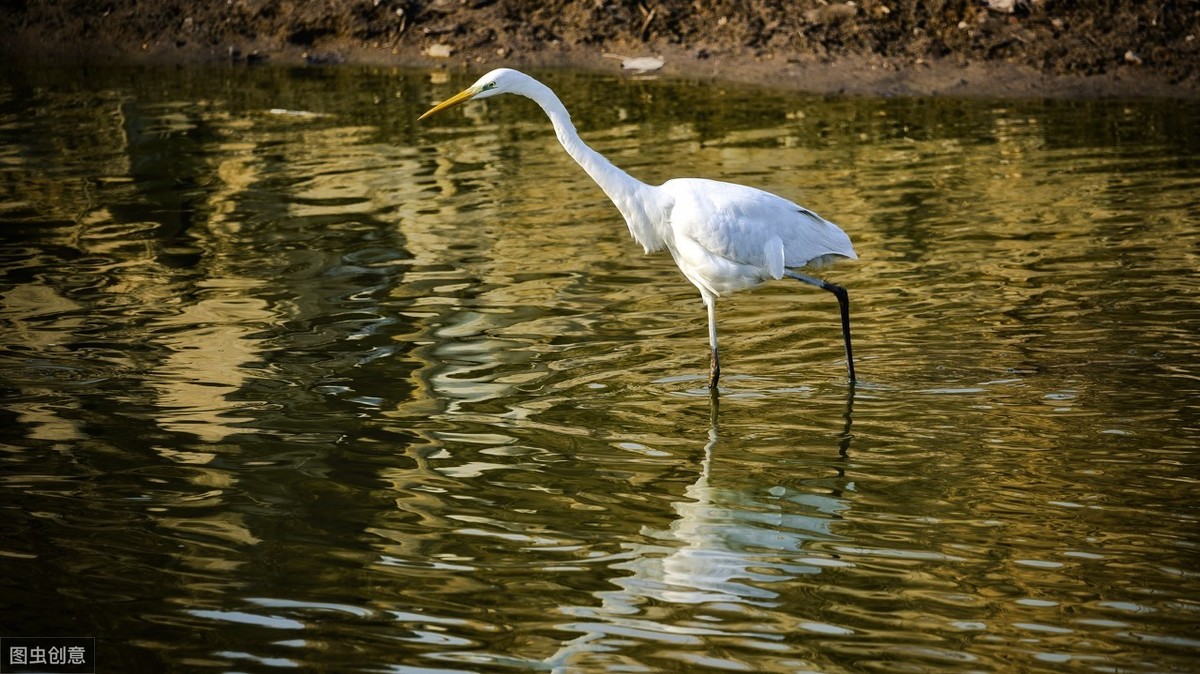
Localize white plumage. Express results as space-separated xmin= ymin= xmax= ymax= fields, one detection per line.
xmin=420 ymin=68 xmax=857 ymax=389
xmin=662 ymin=178 xmax=856 ymax=292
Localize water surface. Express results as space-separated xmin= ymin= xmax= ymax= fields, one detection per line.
xmin=1 ymin=65 xmax=1197 ymax=673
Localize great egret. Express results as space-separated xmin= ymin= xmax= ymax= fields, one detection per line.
xmin=419 ymin=68 xmax=857 ymax=388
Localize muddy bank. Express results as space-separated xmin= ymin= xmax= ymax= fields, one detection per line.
xmin=2 ymin=0 xmax=1197 ymax=97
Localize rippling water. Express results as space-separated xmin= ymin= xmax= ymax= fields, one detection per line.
xmin=1 ymin=65 xmax=1197 ymax=673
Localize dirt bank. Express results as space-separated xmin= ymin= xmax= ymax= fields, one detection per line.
xmin=2 ymin=0 xmax=1197 ymax=97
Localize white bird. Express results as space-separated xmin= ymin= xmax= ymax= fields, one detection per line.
xmin=419 ymin=68 xmax=857 ymax=389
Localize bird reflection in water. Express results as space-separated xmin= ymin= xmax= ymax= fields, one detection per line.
xmin=542 ymin=388 xmax=856 ymax=670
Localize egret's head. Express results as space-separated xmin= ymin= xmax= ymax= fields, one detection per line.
xmin=418 ymin=68 xmax=525 ymax=120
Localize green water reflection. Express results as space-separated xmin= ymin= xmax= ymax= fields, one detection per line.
xmin=0 ymin=65 xmax=1197 ymax=673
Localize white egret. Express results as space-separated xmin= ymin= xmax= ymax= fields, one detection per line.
xmin=419 ymin=68 xmax=857 ymax=388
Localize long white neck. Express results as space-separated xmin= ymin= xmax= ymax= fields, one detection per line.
xmin=515 ymin=77 xmax=666 ymax=253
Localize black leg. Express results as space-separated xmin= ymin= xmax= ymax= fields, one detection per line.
xmin=826 ymin=282 xmax=856 ymax=383
xmin=785 ymin=271 xmax=857 ymax=383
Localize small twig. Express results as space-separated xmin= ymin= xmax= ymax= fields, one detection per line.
xmin=639 ymin=6 xmax=656 ymax=41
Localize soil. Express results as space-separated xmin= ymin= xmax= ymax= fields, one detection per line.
xmin=2 ymin=0 xmax=1197 ymax=97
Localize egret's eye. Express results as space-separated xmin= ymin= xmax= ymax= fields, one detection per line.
xmin=483 ymin=82 xmax=497 ymax=91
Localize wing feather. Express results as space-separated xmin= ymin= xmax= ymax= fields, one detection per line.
xmin=661 ymin=178 xmax=856 ymax=270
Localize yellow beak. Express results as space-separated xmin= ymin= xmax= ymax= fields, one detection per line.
xmin=418 ymin=86 xmax=479 ymax=120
